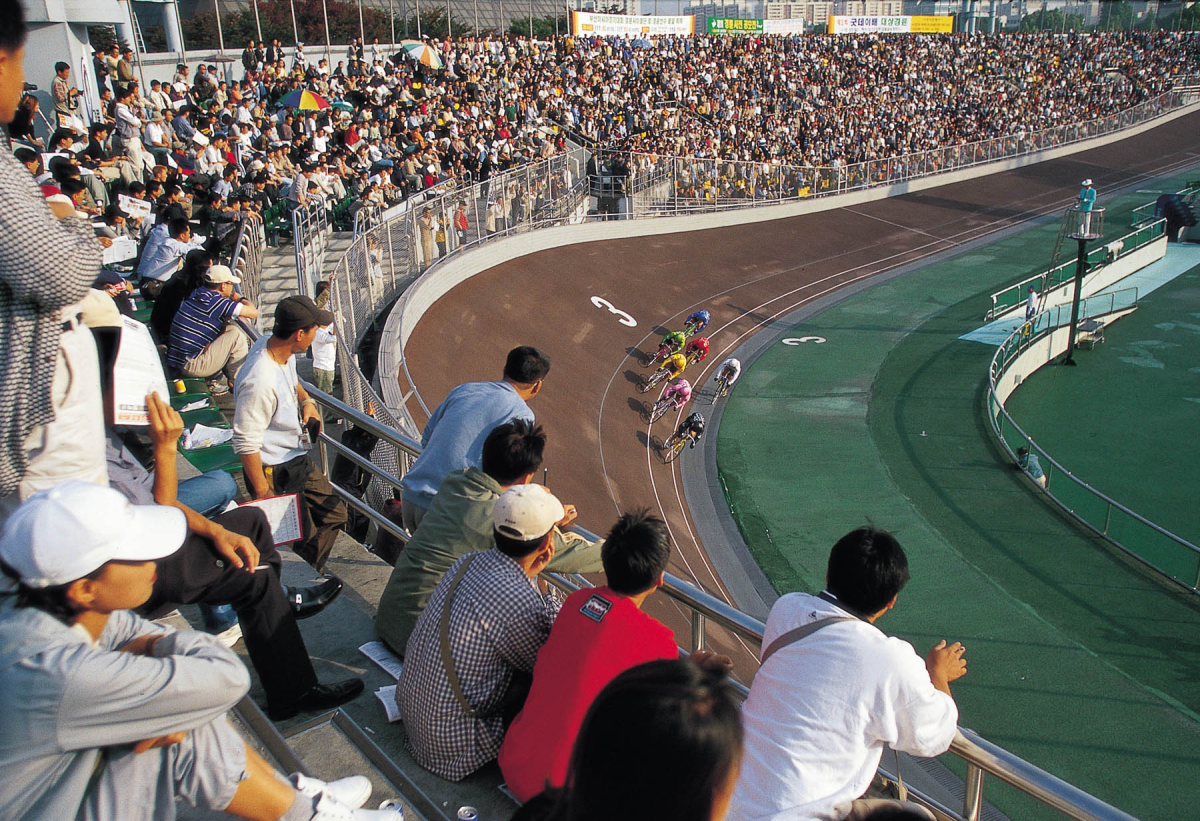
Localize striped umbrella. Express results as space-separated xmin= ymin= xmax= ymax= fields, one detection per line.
xmin=277 ymin=89 xmax=331 ymax=110
xmin=400 ymin=40 xmax=443 ymax=70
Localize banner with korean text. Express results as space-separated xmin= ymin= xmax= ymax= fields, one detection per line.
xmin=571 ymin=11 xmax=695 ymax=37
xmin=708 ymin=17 xmax=764 ymax=34
xmin=828 ymin=15 xmax=953 ymax=34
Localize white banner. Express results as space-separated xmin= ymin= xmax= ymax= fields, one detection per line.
xmin=571 ymin=11 xmax=695 ymax=37
xmin=763 ymin=19 xmax=807 ymax=35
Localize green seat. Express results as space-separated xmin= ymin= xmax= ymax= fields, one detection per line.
xmin=180 ymin=442 xmax=241 ymax=474
xmin=179 ymin=407 xmax=228 ymax=428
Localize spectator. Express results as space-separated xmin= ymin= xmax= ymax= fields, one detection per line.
xmin=138 ymin=216 xmax=201 ymax=298
xmin=167 ymin=264 xmax=257 ymax=391
xmin=1016 ymin=446 xmax=1047 ymax=488
xmin=396 ymin=483 xmax=565 ymax=780
xmin=726 ymin=527 xmax=967 ymax=821
xmin=0 ymin=481 xmax=402 ymax=821
xmin=511 ymin=659 xmax=744 ymax=821
xmin=49 ymin=60 xmax=77 ymax=125
xmin=151 ymin=248 xmax=214 ymax=342
xmin=500 ymin=509 xmax=734 ymax=801
xmin=375 ymin=419 xmax=601 ymax=656
xmin=398 ymin=345 xmax=550 ymax=533
xmin=0 ymin=2 xmax=105 ymax=516
xmin=233 ymin=296 xmax=349 ymax=571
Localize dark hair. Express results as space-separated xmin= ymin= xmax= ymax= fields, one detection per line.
xmin=480 ymin=419 xmax=545 ymax=485
xmin=504 ymin=346 xmax=551 ymax=385
xmin=0 ymin=560 xmax=104 ymax=625
xmin=13 ymin=146 xmax=35 ymax=164
xmin=167 ymin=217 xmax=191 ymax=238
xmin=549 ymin=659 xmax=743 ymax=821
xmin=493 ymin=528 xmax=548 ymax=559
xmin=60 ymin=177 xmax=86 ymax=198
xmin=55 ymin=61 xmax=69 ymax=74
xmin=601 ymin=509 xmax=671 ymax=596
xmin=825 ymin=527 xmax=910 ymax=616
xmin=180 ymin=249 xmax=215 ymax=289
xmin=851 ymin=807 xmax=935 ymax=821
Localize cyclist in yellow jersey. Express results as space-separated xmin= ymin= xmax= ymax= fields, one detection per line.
xmin=662 ymin=353 xmax=688 ymax=380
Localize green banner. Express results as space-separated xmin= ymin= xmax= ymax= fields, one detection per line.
xmin=708 ymin=17 xmax=764 ymax=34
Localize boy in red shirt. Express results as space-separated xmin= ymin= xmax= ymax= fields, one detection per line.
xmin=498 ymin=511 xmax=729 ymax=801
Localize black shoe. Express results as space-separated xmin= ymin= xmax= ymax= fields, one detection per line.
xmin=286 ymin=576 xmax=343 ymax=620
xmin=267 ymin=678 xmax=365 ymax=721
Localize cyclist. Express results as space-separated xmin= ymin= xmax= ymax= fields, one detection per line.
xmin=716 ymin=358 xmax=742 ymax=392
xmin=673 ymin=411 xmax=706 ymax=449
xmin=684 ymin=336 xmax=710 ymax=365
xmin=660 ymin=352 xmax=688 ymax=381
xmin=683 ymin=309 xmax=711 ymax=335
xmin=659 ymin=329 xmax=687 ymax=355
xmin=662 ymin=378 xmax=692 ymax=410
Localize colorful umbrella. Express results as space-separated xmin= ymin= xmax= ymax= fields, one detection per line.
xmin=277 ymin=89 xmax=330 ymax=110
xmin=400 ymin=41 xmax=443 ymax=70
xmin=331 ymin=100 xmax=355 ymax=113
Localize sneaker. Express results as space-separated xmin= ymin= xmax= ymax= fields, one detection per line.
xmin=213 ymin=622 xmax=243 ymax=648
xmin=311 ymin=790 xmax=402 ymax=820
xmin=291 ymin=773 xmax=372 ymax=810
xmin=206 ymin=379 xmax=231 ymax=396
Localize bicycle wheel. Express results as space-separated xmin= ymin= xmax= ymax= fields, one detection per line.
xmin=663 ymin=434 xmax=685 ymax=463
xmin=649 ymin=398 xmax=670 ymax=423
xmin=645 ymin=346 xmax=667 ymax=368
xmin=638 ymin=369 xmax=663 ymax=394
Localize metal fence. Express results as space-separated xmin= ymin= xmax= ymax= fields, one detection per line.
xmin=230 ymin=213 xmax=268 ymax=328
xmin=987 ymin=291 xmax=1200 ymax=594
xmin=292 ymin=200 xmax=330 ymax=299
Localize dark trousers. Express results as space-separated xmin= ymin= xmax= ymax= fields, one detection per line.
xmin=269 ymin=453 xmax=348 ymax=573
xmin=139 ymin=507 xmax=319 ymax=712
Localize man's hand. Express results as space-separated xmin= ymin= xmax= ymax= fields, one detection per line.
xmin=300 ymin=399 xmax=321 ymax=432
xmin=688 ymin=650 xmax=734 ymax=673
xmin=926 ymin=640 xmax=968 ymax=696
xmin=146 ymin=393 xmax=184 ymax=451
xmin=118 ymin=634 xmax=166 ymax=656
xmin=556 ymin=503 xmax=578 ymax=529
xmin=47 ymin=198 xmax=79 ymax=219
xmin=97 ymin=236 xmax=113 ymax=248
xmin=133 ymin=732 xmax=186 ymax=754
xmin=209 ymin=521 xmax=260 ymax=572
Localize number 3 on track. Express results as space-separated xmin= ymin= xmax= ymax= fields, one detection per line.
xmin=591 ymin=296 xmax=637 ymax=327
xmin=782 ymin=336 xmax=826 ymax=345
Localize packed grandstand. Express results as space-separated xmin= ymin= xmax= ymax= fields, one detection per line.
xmin=2 ymin=1 xmax=1199 ymax=819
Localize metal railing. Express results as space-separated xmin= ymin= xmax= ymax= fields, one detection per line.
xmin=229 ymin=213 xmax=267 ymax=328
xmin=292 ymin=200 xmax=329 ymax=299
xmin=987 ymin=292 xmax=1200 ymax=594
xmin=295 ymin=381 xmax=1139 ymax=821
xmin=1130 ymin=181 xmax=1200 ymax=227
xmin=986 ymin=219 xmax=1166 ymax=319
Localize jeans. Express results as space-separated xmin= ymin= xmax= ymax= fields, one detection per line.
xmin=178 ymin=471 xmax=240 ymax=633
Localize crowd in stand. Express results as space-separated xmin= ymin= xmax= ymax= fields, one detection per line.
xmin=21 ymin=0 xmax=1200 ymax=817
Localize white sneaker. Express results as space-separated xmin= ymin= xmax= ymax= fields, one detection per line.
xmin=292 ymin=773 xmax=372 ymax=810
xmin=310 ymin=790 xmax=403 ymax=820
xmin=213 ymin=622 xmax=243 ymax=648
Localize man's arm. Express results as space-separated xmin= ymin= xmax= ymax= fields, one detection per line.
xmin=925 ymin=639 xmax=967 ymax=697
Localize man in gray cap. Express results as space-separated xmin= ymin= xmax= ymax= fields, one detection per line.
xmin=233 ymin=295 xmax=347 ymax=571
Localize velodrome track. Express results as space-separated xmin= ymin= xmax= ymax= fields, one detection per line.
xmin=400 ymin=111 xmax=1200 ymax=668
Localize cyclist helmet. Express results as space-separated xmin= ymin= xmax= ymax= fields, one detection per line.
xmin=686 ymin=411 xmax=705 ymax=432
xmin=665 ymin=353 xmax=687 ymax=374
xmin=689 ymin=336 xmax=710 ymax=354
xmin=669 ymin=379 xmax=693 ymax=401
xmin=688 ymin=310 xmax=711 ymax=329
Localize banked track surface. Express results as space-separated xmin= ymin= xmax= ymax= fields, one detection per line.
xmin=400 ymin=112 xmax=1200 ymax=676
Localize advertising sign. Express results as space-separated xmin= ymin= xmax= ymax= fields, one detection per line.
xmin=708 ymin=17 xmax=764 ymax=34
xmin=828 ymin=15 xmax=953 ymax=34
xmin=763 ymin=19 xmax=807 ymax=35
xmin=571 ymin=11 xmax=695 ymax=37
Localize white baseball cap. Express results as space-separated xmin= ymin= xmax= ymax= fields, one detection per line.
xmin=1082 ymin=178 xmax=1093 ymax=186
xmin=493 ymin=484 xmax=565 ymax=542
xmin=0 ymin=482 xmax=187 ymax=588
xmin=205 ymin=264 xmax=241 ymax=285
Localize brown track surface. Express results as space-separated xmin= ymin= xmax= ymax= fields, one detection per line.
xmin=400 ymin=112 xmax=1200 ymax=672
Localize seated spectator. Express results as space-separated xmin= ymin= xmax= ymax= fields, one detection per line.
xmin=726 ymin=527 xmax=968 ymax=821
xmin=375 ymin=418 xmax=600 ymax=656
xmin=396 ymin=484 xmax=564 ymax=780
xmin=0 ymin=481 xmax=402 ymax=821
xmin=500 ymin=509 xmax=733 ymax=801
xmin=138 ymin=216 xmax=201 ymax=298
xmin=167 ymin=264 xmax=256 ymax=390
xmin=511 ymin=659 xmax=744 ymax=821
xmin=398 ymin=345 xmax=550 ymax=533
xmin=93 ymin=269 xmax=136 ymax=316
xmin=151 ymin=248 xmax=213 ymax=343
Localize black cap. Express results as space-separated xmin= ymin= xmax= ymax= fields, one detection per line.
xmin=274 ymin=295 xmax=334 ymax=336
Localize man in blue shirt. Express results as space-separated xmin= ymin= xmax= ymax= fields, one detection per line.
xmin=399 ymin=346 xmax=550 ymax=533
xmin=167 ymin=264 xmax=258 ymax=390
xmin=138 ymin=217 xmax=202 ymax=297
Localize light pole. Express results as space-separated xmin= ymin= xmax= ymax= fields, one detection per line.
xmin=289 ymin=0 xmax=300 ymax=49
xmin=322 ymin=0 xmax=331 ymax=61
xmin=1061 ymin=197 xmax=1105 ymax=367
xmin=252 ymin=0 xmax=263 ymax=43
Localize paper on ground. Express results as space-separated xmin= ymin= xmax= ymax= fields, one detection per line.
xmin=374 ymin=686 xmax=402 ymax=723
xmin=359 ymin=640 xmax=404 ymax=679
xmin=179 ymin=399 xmax=211 ymax=413
xmin=182 ymin=423 xmax=234 ymax=450
xmin=238 ymin=494 xmax=303 ymax=545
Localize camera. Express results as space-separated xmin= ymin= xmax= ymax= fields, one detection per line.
xmin=22 ymin=82 xmax=37 ymax=91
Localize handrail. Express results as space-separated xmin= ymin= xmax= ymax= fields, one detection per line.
xmin=287 ymin=373 xmax=1142 ymax=821
xmin=986 ymin=293 xmax=1200 ymax=593
xmin=986 ymin=218 xmax=1166 ymax=319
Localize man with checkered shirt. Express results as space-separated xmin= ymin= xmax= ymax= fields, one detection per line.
xmin=396 ymin=484 xmax=565 ymax=780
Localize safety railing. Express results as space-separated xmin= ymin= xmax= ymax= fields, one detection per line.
xmin=1130 ymin=181 xmax=1200 ymax=227
xmin=987 ymin=292 xmax=1200 ymax=594
xmin=229 ymin=212 xmax=267 ymax=328
xmin=295 ymin=381 xmax=1139 ymax=821
xmin=986 ymin=218 xmax=1166 ymax=319
xmin=292 ymin=200 xmax=329 ymax=298
xmin=613 ymin=89 xmax=1191 ymax=216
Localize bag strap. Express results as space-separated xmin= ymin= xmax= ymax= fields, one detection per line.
xmin=439 ymin=553 xmax=481 ymax=718
xmin=760 ymin=615 xmax=857 ymax=667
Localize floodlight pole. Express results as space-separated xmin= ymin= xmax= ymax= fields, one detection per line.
xmin=1061 ymin=237 xmax=1088 ymax=366
xmin=1062 ymin=203 xmax=1104 ymax=366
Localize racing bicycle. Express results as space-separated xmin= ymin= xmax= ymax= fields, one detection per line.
xmin=713 ymin=371 xmax=733 ymax=400
xmin=682 ymin=318 xmax=704 ymax=338
xmin=638 ymin=366 xmax=673 ymax=394
xmin=661 ymin=430 xmax=693 ymax=463
xmin=644 ymin=343 xmax=675 ymax=368
xmin=648 ymin=393 xmax=686 ymax=424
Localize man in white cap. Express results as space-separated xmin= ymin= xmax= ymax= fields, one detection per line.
xmin=0 ymin=481 xmax=403 ymax=821
xmin=167 ymin=264 xmax=258 ymax=394
xmin=397 ymin=483 xmax=564 ymax=781
xmin=1078 ymin=178 xmax=1096 ymax=236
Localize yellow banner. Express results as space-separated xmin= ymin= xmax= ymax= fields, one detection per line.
xmin=910 ymin=15 xmax=954 ymax=33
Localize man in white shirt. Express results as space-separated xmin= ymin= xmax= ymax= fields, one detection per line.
xmin=142 ymin=111 xmax=170 ymax=164
xmin=233 ymin=296 xmax=348 ymax=571
xmin=727 ymin=527 xmax=968 ymax=821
